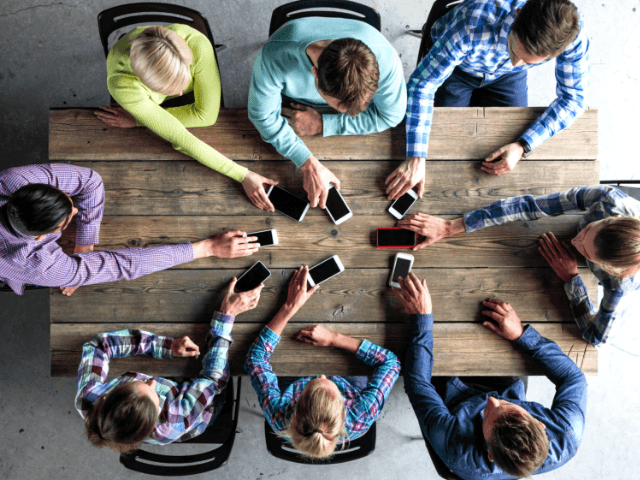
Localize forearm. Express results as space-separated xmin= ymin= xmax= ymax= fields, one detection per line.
xmin=266 ymin=304 xmax=297 ymax=337
xmin=331 ymin=332 xmax=361 ymax=354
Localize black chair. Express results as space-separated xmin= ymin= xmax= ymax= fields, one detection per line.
xmin=119 ymin=377 xmax=241 ymax=476
xmin=97 ymin=2 xmax=225 ymax=108
xmin=264 ymin=419 xmax=376 ymax=464
xmin=0 ymin=282 xmax=48 ymax=293
xmin=407 ymin=0 xmax=464 ymax=65
xmin=601 ymin=180 xmax=640 ymax=201
xmin=269 ymin=0 xmax=381 ymax=37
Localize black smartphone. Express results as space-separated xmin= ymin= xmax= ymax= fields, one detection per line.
xmin=376 ymin=228 xmax=417 ymax=249
xmin=244 ymin=229 xmax=278 ymax=247
xmin=235 ymin=261 xmax=271 ymax=292
xmin=325 ymin=186 xmax=352 ymax=225
xmin=267 ymin=185 xmax=310 ymax=222
xmin=307 ymin=255 xmax=345 ymax=287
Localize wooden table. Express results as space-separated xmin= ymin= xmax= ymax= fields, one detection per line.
xmin=49 ymin=107 xmax=600 ymax=378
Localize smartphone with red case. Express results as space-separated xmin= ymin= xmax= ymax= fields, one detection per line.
xmin=376 ymin=228 xmax=417 ymax=249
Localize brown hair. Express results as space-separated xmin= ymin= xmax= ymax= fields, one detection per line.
xmin=84 ymin=382 xmax=158 ymax=454
xmin=511 ymin=0 xmax=580 ymax=58
xmin=488 ymin=412 xmax=549 ymax=478
xmin=316 ymin=38 xmax=379 ymax=117
xmin=594 ymin=217 xmax=640 ymax=278
xmin=130 ymin=26 xmax=192 ymax=95
xmin=280 ymin=381 xmax=347 ymax=459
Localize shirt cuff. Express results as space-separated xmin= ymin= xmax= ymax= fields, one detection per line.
xmin=564 ymin=274 xmax=589 ymax=304
xmin=262 ymin=326 xmax=282 ymax=347
xmin=172 ymin=242 xmax=195 ymax=265
xmin=75 ymin=223 xmax=100 ymax=246
xmin=354 ymin=339 xmax=373 ymax=361
xmin=159 ymin=335 xmax=174 ymax=359
xmin=290 ymin=145 xmax=314 ymax=168
xmin=211 ymin=311 xmax=235 ymax=342
xmin=228 ymin=163 xmax=249 ymax=183
xmin=322 ymin=114 xmax=340 ymax=136
xmin=514 ymin=324 xmax=542 ymax=350
xmin=410 ymin=313 xmax=434 ymax=333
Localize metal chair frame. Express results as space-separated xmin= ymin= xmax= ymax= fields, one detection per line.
xmin=407 ymin=0 xmax=464 ymax=65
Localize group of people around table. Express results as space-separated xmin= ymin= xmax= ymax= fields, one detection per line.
xmin=2 ymin=0 xmax=639 ymax=478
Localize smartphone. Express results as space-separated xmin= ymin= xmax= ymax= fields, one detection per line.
xmin=235 ymin=261 xmax=271 ymax=292
xmin=376 ymin=227 xmax=417 ymax=249
xmin=389 ymin=253 xmax=414 ymax=288
xmin=325 ymin=186 xmax=352 ymax=225
xmin=267 ymin=185 xmax=310 ymax=222
xmin=389 ymin=190 xmax=419 ymax=219
xmin=244 ymin=229 xmax=278 ymax=247
xmin=307 ymin=255 xmax=345 ymax=287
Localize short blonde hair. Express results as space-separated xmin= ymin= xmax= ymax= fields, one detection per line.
xmin=280 ymin=381 xmax=347 ymax=459
xmin=594 ymin=217 xmax=640 ymax=278
xmin=130 ymin=26 xmax=192 ymax=95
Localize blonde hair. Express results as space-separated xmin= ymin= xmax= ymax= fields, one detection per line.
xmin=129 ymin=26 xmax=192 ymax=95
xmin=594 ymin=217 xmax=640 ymax=278
xmin=280 ymin=381 xmax=347 ymax=459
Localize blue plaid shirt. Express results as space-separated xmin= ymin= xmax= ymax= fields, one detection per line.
xmin=464 ymin=185 xmax=640 ymax=346
xmin=406 ymin=0 xmax=590 ymax=158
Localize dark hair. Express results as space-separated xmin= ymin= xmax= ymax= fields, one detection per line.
xmin=488 ymin=412 xmax=549 ymax=478
xmin=511 ymin=0 xmax=580 ymax=58
xmin=316 ymin=38 xmax=379 ymax=117
xmin=6 ymin=184 xmax=72 ymax=235
xmin=84 ymin=382 xmax=158 ymax=454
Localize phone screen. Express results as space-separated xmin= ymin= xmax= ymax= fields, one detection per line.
xmin=248 ymin=230 xmax=274 ymax=247
xmin=236 ymin=262 xmax=271 ymax=292
xmin=377 ymin=229 xmax=416 ymax=247
xmin=391 ymin=192 xmax=417 ymax=216
xmin=391 ymin=258 xmax=412 ymax=281
xmin=326 ymin=187 xmax=350 ymax=221
xmin=309 ymin=257 xmax=342 ymax=284
xmin=268 ymin=186 xmax=308 ymax=221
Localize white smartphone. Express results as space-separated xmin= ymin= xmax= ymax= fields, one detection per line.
xmin=389 ymin=190 xmax=419 ymax=219
xmin=389 ymin=253 xmax=414 ymax=288
xmin=235 ymin=261 xmax=271 ymax=292
xmin=267 ymin=185 xmax=310 ymax=222
xmin=325 ymin=186 xmax=352 ymax=225
xmin=307 ymin=255 xmax=345 ymax=287
xmin=244 ymin=229 xmax=278 ymax=247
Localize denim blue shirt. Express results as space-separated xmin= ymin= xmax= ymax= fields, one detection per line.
xmin=404 ymin=314 xmax=587 ymax=479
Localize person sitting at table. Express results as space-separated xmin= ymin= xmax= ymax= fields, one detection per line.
xmin=94 ymin=24 xmax=277 ymax=212
xmin=397 ymin=185 xmax=640 ymax=347
xmin=248 ymin=16 xmax=407 ymax=210
xmin=399 ymin=272 xmax=587 ymax=479
xmin=76 ymin=277 xmax=262 ymax=452
xmin=244 ymin=266 xmax=401 ymax=458
xmin=386 ymin=0 xmax=589 ymax=201
xmin=0 ymin=163 xmax=260 ymax=296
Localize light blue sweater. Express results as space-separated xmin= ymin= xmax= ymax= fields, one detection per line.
xmin=248 ymin=17 xmax=407 ymax=167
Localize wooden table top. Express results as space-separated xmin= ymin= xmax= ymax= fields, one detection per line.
xmin=49 ymin=107 xmax=600 ymax=377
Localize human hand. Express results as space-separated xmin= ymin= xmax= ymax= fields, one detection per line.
xmin=481 ymin=142 xmax=524 ymax=175
xmin=192 ymin=231 xmax=260 ymax=259
xmin=397 ymin=213 xmax=464 ymax=251
xmin=282 ymin=103 xmax=323 ymax=136
xmin=284 ymin=266 xmax=318 ymax=312
xmin=385 ymin=157 xmax=425 ymax=200
xmin=296 ymin=324 xmax=336 ymax=347
xmin=538 ymin=232 xmax=579 ymax=282
xmin=392 ymin=272 xmax=432 ymax=314
xmin=93 ymin=106 xmax=136 ymax=128
xmin=171 ymin=336 xmax=201 ymax=357
xmin=481 ymin=299 xmax=524 ymax=341
xmin=241 ymin=170 xmax=277 ymax=211
xmin=300 ymin=156 xmax=341 ymax=209
xmin=60 ymin=285 xmax=80 ymax=296
xmin=220 ymin=277 xmax=262 ymax=316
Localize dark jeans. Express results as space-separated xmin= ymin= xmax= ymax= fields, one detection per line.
xmin=434 ymin=67 xmax=528 ymax=108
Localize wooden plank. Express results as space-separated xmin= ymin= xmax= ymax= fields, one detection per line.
xmin=50 ymin=322 xmax=597 ymax=377
xmin=65 ymin=160 xmax=600 ymax=216
xmin=59 ymin=215 xmax=591 ymax=269
xmin=50 ymin=267 xmax=597 ymax=325
xmin=49 ymin=107 xmax=598 ymax=161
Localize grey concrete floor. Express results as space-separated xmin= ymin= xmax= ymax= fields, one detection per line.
xmin=1 ymin=1 xmax=639 ymax=479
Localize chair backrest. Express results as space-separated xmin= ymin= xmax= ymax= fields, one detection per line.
xmin=264 ymin=420 xmax=376 ymax=464
xmin=416 ymin=0 xmax=464 ymax=65
xmin=269 ymin=0 xmax=381 ymax=37
xmin=119 ymin=377 xmax=241 ymax=476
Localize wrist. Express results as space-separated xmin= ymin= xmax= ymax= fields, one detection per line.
xmin=300 ymin=155 xmax=319 ymax=172
xmin=191 ymin=239 xmax=213 ymax=259
xmin=445 ymin=218 xmax=465 ymax=237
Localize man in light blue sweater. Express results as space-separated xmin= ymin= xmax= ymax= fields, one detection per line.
xmin=248 ymin=17 xmax=407 ymax=209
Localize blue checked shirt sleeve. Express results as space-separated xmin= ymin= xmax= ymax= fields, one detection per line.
xmin=244 ymin=326 xmax=288 ymax=430
xmin=520 ymin=25 xmax=590 ymax=151
xmin=405 ymin=17 xmax=472 ymax=158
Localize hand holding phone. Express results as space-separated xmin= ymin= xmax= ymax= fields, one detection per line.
xmin=284 ymin=266 xmax=318 ymax=312
xmin=389 ymin=253 xmax=414 ymax=288
xmin=392 ymin=272 xmax=432 ymax=315
xmin=220 ymin=277 xmax=263 ymax=317
xmin=235 ymin=261 xmax=271 ymax=292
xmin=244 ymin=229 xmax=278 ymax=247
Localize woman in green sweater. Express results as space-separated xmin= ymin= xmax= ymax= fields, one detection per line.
xmin=95 ymin=24 xmax=276 ymax=211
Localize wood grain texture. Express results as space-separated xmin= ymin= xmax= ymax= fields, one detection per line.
xmin=50 ymin=322 xmax=597 ymax=377
xmin=49 ymin=107 xmax=598 ymax=161
xmin=58 ymin=215 xmax=591 ymax=269
xmin=50 ymin=267 xmax=597 ymax=325
xmin=69 ymin=160 xmax=600 ymax=216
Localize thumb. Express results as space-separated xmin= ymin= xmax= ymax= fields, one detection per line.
xmin=417 ymin=178 xmax=425 ymax=199
xmin=228 ymin=277 xmax=238 ymax=292
xmin=485 ymin=147 xmax=504 ymax=162
xmin=265 ymin=177 xmax=278 ymax=185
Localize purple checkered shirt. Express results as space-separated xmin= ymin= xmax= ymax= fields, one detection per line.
xmin=0 ymin=164 xmax=193 ymax=294
xmin=244 ymin=326 xmax=401 ymax=440
xmin=75 ymin=312 xmax=234 ymax=444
